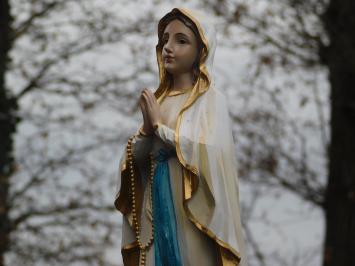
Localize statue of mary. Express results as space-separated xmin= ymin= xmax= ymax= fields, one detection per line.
xmin=115 ymin=7 xmax=249 ymax=266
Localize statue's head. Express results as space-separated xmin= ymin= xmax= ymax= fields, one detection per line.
xmin=157 ymin=12 xmax=204 ymax=83
xmin=155 ymin=8 xmax=216 ymax=103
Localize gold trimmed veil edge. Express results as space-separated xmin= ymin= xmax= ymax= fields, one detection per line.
xmin=182 ymin=167 xmax=242 ymax=266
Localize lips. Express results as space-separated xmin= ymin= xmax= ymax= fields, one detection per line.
xmin=165 ymin=57 xmax=174 ymax=62
xmin=164 ymin=55 xmax=174 ymax=61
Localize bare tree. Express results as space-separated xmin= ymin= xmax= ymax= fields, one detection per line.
xmin=320 ymin=1 xmax=355 ymax=265
xmin=1 ymin=1 xmax=18 ymax=265
xmin=1 ymin=1 xmax=159 ymax=265
xmin=3 ymin=0 xmax=349 ymax=265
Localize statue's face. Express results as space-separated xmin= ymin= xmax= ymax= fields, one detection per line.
xmin=161 ymin=19 xmax=198 ymax=76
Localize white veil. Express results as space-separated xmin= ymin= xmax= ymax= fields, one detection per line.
xmin=115 ymin=7 xmax=248 ymax=266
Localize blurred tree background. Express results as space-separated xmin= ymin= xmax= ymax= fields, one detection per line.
xmin=0 ymin=0 xmax=353 ymax=266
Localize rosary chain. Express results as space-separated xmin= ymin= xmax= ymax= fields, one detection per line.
xmin=127 ymin=136 xmax=155 ymax=266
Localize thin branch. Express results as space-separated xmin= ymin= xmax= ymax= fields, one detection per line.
xmin=11 ymin=1 xmax=63 ymax=41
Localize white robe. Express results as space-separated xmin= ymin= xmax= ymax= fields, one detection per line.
xmin=116 ymin=7 xmax=248 ymax=266
xmin=121 ymin=89 xmax=218 ymax=265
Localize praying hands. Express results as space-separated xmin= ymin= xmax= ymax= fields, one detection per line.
xmin=139 ymin=88 xmax=162 ymax=135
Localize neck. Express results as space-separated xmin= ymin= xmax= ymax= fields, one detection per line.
xmin=171 ymin=71 xmax=194 ymax=91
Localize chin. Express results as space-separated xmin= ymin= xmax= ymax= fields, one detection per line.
xmin=164 ymin=66 xmax=177 ymax=75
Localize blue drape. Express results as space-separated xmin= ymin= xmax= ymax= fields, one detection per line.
xmin=152 ymin=148 xmax=182 ymax=266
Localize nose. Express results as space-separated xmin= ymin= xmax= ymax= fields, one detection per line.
xmin=163 ymin=40 xmax=173 ymax=54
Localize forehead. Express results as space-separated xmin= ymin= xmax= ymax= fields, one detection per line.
xmin=163 ymin=19 xmax=194 ymax=37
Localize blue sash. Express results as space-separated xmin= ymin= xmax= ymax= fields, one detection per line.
xmin=152 ymin=148 xmax=182 ymax=266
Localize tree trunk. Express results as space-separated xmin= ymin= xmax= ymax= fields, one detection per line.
xmin=320 ymin=1 xmax=355 ymax=266
xmin=0 ymin=0 xmax=17 ymax=265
